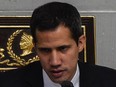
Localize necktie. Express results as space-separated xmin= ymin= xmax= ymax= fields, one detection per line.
xmin=61 ymin=81 xmax=74 ymax=87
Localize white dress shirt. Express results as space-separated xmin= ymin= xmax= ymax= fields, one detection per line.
xmin=43 ymin=63 xmax=80 ymax=87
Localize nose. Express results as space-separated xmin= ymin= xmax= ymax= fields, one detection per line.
xmin=49 ymin=50 xmax=61 ymax=67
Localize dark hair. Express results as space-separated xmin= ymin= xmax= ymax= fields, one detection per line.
xmin=30 ymin=2 xmax=82 ymax=44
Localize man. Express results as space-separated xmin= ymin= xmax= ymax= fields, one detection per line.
xmin=0 ymin=1 xmax=116 ymax=87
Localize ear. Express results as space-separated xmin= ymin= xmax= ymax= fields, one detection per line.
xmin=78 ymin=35 xmax=86 ymax=52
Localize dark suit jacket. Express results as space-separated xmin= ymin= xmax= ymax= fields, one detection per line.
xmin=0 ymin=61 xmax=116 ymax=87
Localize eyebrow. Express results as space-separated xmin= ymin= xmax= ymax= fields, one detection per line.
xmin=37 ymin=44 xmax=71 ymax=49
xmin=57 ymin=45 xmax=71 ymax=48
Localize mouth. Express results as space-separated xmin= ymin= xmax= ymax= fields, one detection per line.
xmin=50 ymin=70 xmax=65 ymax=78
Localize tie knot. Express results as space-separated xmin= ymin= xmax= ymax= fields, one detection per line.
xmin=61 ymin=81 xmax=74 ymax=87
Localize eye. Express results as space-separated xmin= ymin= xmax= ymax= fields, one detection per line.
xmin=58 ymin=45 xmax=70 ymax=52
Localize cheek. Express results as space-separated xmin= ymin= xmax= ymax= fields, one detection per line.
xmin=63 ymin=49 xmax=79 ymax=67
xmin=38 ymin=55 xmax=50 ymax=69
xmin=66 ymin=56 xmax=78 ymax=67
xmin=66 ymin=48 xmax=79 ymax=61
xmin=40 ymin=59 xmax=50 ymax=71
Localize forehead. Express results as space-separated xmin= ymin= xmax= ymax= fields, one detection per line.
xmin=35 ymin=25 xmax=74 ymax=46
xmin=36 ymin=25 xmax=72 ymax=39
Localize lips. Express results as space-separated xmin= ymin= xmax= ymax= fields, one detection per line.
xmin=50 ymin=70 xmax=64 ymax=78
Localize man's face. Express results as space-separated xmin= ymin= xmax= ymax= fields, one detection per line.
xmin=35 ymin=25 xmax=85 ymax=83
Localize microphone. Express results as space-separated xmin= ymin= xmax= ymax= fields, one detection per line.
xmin=61 ymin=81 xmax=74 ymax=87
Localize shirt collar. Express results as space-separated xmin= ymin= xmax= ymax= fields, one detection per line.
xmin=71 ymin=63 xmax=80 ymax=87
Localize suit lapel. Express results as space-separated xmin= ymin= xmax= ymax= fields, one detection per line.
xmin=23 ymin=61 xmax=44 ymax=87
xmin=78 ymin=62 xmax=102 ymax=87
xmin=78 ymin=62 xmax=88 ymax=87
